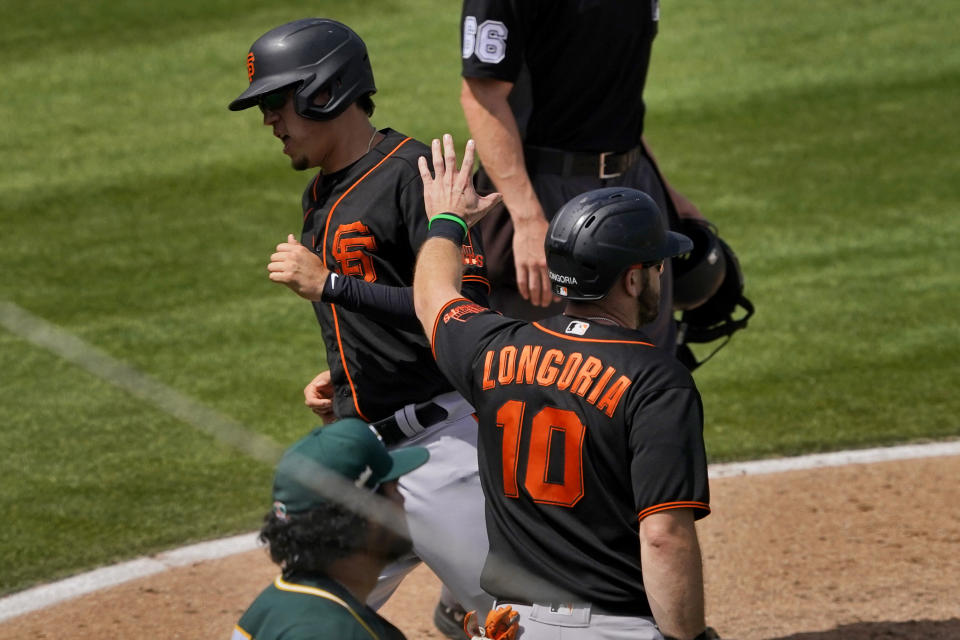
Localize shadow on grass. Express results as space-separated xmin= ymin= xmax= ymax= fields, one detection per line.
xmin=763 ymin=618 xmax=960 ymax=640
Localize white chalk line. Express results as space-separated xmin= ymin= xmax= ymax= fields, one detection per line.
xmin=0 ymin=301 xmax=285 ymax=462
xmin=2 ymin=300 xmax=958 ymax=623
xmin=0 ymin=534 xmax=260 ymax=623
xmin=707 ymin=439 xmax=960 ymax=477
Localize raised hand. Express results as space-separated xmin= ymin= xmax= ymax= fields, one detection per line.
xmin=418 ymin=134 xmax=502 ymax=228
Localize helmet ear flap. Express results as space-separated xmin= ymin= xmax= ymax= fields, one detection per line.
xmin=294 ymin=74 xmax=333 ymax=119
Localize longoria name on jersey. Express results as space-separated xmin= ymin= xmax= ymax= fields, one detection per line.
xmin=481 ymin=345 xmax=632 ymax=417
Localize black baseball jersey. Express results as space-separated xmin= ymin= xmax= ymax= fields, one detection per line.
xmin=431 ymin=299 xmax=709 ymax=612
xmin=301 ymin=129 xmax=488 ymax=422
xmin=460 ymin=0 xmax=659 ymax=152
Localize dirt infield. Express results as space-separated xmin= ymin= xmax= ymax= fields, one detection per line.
xmin=2 ymin=454 xmax=958 ymax=639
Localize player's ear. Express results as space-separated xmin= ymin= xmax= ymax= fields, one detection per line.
xmin=623 ymin=267 xmax=644 ymax=297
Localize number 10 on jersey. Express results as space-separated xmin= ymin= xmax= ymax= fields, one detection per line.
xmin=496 ymin=400 xmax=585 ymax=508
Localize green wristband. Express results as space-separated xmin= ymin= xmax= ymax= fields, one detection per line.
xmin=428 ymin=213 xmax=468 ymax=239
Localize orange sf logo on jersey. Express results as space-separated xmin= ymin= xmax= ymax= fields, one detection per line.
xmin=333 ymin=222 xmax=378 ymax=282
xmin=246 ymin=53 xmax=256 ymax=82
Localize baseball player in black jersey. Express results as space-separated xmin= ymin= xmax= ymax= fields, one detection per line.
xmin=228 ymin=18 xmax=493 ymax=631
xmin=460 ymin=0 xmax=708 ymax=353
xmin=412 ymin=137 xmax=715 ymax=640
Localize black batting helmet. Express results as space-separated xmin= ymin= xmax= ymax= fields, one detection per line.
xmin=546 ymin=187 xmax=693 ymax=300
xmin=228 ymin=18 xmax=376 ymax=120
xmin=672 ymin=218 xmax=726 ymax=311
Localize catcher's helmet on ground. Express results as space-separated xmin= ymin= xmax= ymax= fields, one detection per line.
xmin=546 ymin=187 xmax=693 ymax=300
xmin=228 ymin=18 xmax=376 ymax=120
xmin=675 ymin=234 xmax=755 ymax=371
xmin=672 ymin=218 xmax=726 ymax=311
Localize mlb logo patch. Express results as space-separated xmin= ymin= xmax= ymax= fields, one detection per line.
xmin=565 ymin=321 xmax=590 ymax=336
xmin=558 ymin=286 xmax=568 ymax=296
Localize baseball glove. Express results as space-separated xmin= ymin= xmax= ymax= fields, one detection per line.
xmin=463 ymin=605 xmax=520 ymax=640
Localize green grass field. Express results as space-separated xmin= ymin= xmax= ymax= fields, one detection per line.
xmin=2 ymin=0 xmax=958 ymax=596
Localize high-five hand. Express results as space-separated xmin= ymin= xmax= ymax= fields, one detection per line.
xmin=417 ymin=134 xmax=502 ymax=228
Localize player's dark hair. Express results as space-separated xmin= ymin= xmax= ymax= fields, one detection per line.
xmin=357 ymin=93 xmax=375 ymax=117
xmin=259 ymin=502 xmax=369 ymax=577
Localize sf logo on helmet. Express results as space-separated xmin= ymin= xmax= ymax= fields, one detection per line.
xmin=246 ymin=53 xmax=256 ymax=83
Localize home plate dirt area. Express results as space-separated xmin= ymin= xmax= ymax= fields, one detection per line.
xmin=1 ymin=454 xmax=958 ymax=639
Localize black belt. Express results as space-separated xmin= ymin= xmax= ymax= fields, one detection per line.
xmin=369 ymin=401 xmax=448 ymax=446
xmin=524 ymin=145 xmax=642 ymax=180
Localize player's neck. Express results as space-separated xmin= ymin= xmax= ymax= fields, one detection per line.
xmin=320 ymin=113 xmax=380 ymax=173
xmin=325 ymin=553 xmax=384 ymax=603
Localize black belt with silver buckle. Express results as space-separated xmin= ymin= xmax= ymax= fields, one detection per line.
xmin=524 ymin=145 xmax=642 ymax=180
xmin=369 ymin=401 xmax=448 ymax=446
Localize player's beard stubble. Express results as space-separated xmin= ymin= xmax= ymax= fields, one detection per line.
xmin=371 ymin=489 xmax=415 ymax=562
xmin=372 ymin=516 xmax=414 ymax=563
xmin=291 ymin=154 xmax=310 ymax=171
xmin=636 ymin=269 xmax=660 ymax=327
xmin=385 ymin=527 xmax=414 ymax=562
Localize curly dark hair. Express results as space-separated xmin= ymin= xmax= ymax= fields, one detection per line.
xmin=259 ymin=502 xmax=369 ymax=577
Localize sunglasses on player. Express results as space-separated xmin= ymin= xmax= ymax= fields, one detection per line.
xmin=257 ymin=89 xmax=290 ymax=113
xmin=632 ymin=260 xmax=664 ymax=273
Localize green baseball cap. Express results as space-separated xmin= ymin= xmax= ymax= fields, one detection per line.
xmin=272 ymin=419 xmax=429 ymax=515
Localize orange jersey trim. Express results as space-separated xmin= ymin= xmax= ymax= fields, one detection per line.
xmin=431 ymin=297 xmax=471 ymax=360
xmin=461 ymin=274 xmax=491 ymax=292
xmin=637 ymin=501 xmax=711 ymax=522
xmin=319 ymin=137 xmax=412 ymax=258
xmin=532 ymin=322 xmax=655 ymax=347
xmin=321 ymin=137 xmax=413 ymax=421
xmin=331 ymin=305 xmax=367 ymax=421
